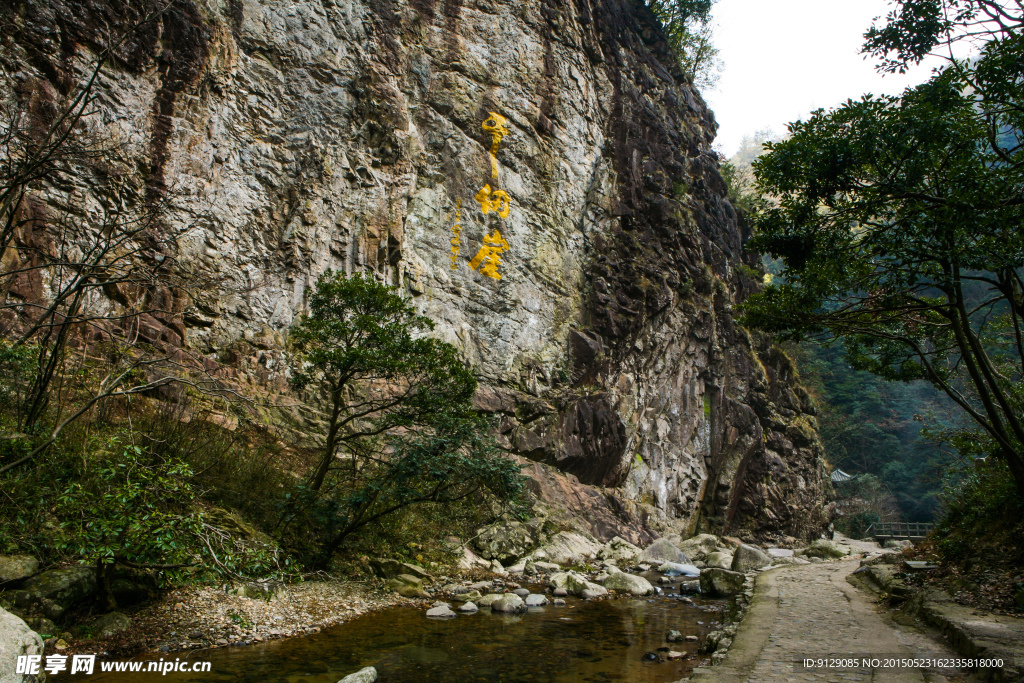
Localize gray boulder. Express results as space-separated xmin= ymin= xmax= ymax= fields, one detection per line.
xmin=676 ymin=534 xmax=720 ymax=562
xmin=699 ymin=568 xmax=746 ymax=597
xmin=476 ymin=593 xmax=505 ymax=607
xmin=1 ymin=607 xmax=44 ymax=683
xmin=524 ymin=594 xmax=548 ymax=607
xmin=370 ymin=558 xmax=432 ymax=581
xmin=457 ymin=601 xmax=479 ymax=613
xmin=426 ymin=605 xmax=457 ymax=618
xmin=490 ymin=594 xmax=526 ymax=613
xmin=533 ymin=561 xmax=560 ymax=573
xmin=473 ymin=521 xmax=536 ymax=562
xmin=731 ymin=544 xmax=771 ymax=572
xmin=91 ymin=612 xmax=132 ymax=638
xmin=548 ymin=571 xmax=607 ymax=597
xmin=766 ymin=548 xmax=794 ymax=558
xmin=338 ymin=667 xmax=378 ymax=683
xmin=704 ymin=551 xmax=733 ymax=570
xmin=22 ymin=566 xmax=96 ymax=607
xmin=533 ymin=532 xmax=602 ymax=566
xmin=637 ymin=539 xmax=690 ymax=565
xmin=386 ymin=575 xmax=429 ymax=599
xmin=598 ymin=537 xmax=641 ymax=563
xmin=513 ymin=588 xmax=530 ymax=598
xmin=0 ymin=556 xmax=38 ymax=584
xmin=602 ymin=572 xmax=654 ymax=596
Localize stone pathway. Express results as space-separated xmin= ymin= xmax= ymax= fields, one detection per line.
xmin=688 ymin=544 xmax=968 ymax=683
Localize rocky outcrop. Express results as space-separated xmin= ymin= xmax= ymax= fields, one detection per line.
xmin=0 ymin=0 xmax=831 ymax=540
xmin=0 ymin=607 xmax=44 ymax=683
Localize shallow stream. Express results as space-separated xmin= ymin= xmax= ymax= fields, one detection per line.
xmin=85 ymin=577 xmax=726 ymax=683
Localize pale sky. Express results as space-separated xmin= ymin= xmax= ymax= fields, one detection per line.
xmin=703 ymin=0 xmax=946 ymax=156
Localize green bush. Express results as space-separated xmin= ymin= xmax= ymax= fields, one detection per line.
xmin=933 ymin=459 xmax=1024 ymax=564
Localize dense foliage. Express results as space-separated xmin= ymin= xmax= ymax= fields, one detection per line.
xmin=287 ymin=272 xmax=525 ymax=567
xmin=647 ymin=0 xmax=723 ymax=89
xmin=743 ymin=3 xmax=1024 ymax=496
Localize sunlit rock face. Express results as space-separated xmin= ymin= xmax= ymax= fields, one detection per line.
xmin=0 ymin=0 xmax=831 ymax=540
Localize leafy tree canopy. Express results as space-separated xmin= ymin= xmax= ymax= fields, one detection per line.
xmin=289 ymin=272 xmax=477 ymax=492
xmin=743 ymin=7 xmax=1024 ymax=495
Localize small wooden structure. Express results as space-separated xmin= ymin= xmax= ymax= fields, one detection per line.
xmin=866 ymin=522 xmax=935 ymax=542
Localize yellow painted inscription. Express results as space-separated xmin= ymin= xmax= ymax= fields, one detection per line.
xmin=468 ymin=229 xmax=510 ymax=280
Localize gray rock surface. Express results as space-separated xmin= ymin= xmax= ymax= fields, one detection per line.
xmin=0 ymin=607 xmax=44 ymax=683
xmin=524 ymin=594 xmax=548 ymax=607
xmin=91 ymin=612 xmax=132 ymax=638
xmin=638 ymin=539 xmax=690 ymax=565
xmin=602 ymin=571 xmax=654 ymax=596
xmin=426 ymin=605 xmax=457 ymax=619
xmin=22 ymin=566 xmax=96 ymax=608
xmin=474 ymin=522 xmax=537 ymax=562
xmin=699 ymin=568 xmax=746 ymax=597
xmin=533 ymin=532 xmax=602 ymax=567
xmin=548 ymin=571 xmax=607 ymax=597
xmin=731 ymin=544 xmax=771 ymax=572
xmin=476 ymin=594 xmax=505 ymax=607
xmin=704 ymin=551 xmax=734 ymax=570
xmin=490 ymin=594 xmax=526 ymax=613
xmin=338 ymin=667 xmax=378 ymax=683
xmin=457 ymin=602 xmax=478 ymax=613
xmin=0 ymin=0 xmax=832 ymax=545
xmin=598 ymin=537 xmax=642 ymax=563
xmin=676 ymin=535 xmax=720 ymax=563
xmin=0 ymin=556 xmax=38 ymax=584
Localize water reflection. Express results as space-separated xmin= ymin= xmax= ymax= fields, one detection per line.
xmin=77 ymin=586 xmax=723 ymax=683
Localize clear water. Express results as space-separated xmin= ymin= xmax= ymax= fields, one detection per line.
xmin=81 ymin=579 xmax=724 ymax=683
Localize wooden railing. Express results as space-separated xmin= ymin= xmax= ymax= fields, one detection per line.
xmin=866 ymin=522 xmax=935 ymax=540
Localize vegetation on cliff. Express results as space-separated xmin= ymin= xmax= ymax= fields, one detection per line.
xmin=0 ymin=63 xmax=523 ymax=594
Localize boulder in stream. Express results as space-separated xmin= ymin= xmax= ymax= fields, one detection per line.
xmin=637 ymin=539 xmax=690 ymax=565
xmin=603 ymin=572 xmax=654 ymax=596
xmin=426 ymin=605 xmax=457 ymax=619
xmin=699 ymin=568 xmax=746 ymax=597
xmin=548 ymin=571 xmax=607 ymax=597
xmin=491 ymin=594 xmax=526 ymax=613
xmin=337 ymin=667 xmax=377 ymax=683
xmin=675 ymin=534 xmax=720 ymax=563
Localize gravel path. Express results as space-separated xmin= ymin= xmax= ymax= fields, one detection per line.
xmin=688 ymin=542 xmax=968 ymax=683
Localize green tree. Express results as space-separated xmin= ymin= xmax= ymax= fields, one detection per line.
xmin=742 ymin=11 xmax=1024 ymax=494
xmin=287 ymin=271 xmax=523 ymax=566
xmin=647 ymin=0 xmax=723 ymax=89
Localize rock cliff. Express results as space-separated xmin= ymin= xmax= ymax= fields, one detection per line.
xmin=0 ymin=0 xmax=832 ymax=540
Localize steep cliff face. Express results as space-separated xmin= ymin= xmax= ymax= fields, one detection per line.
xmin=0 ymin=0 xmax=832 ymax=540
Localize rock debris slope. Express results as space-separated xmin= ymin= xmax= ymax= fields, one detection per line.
xmin=0 ymin=0 xmax=831 ymax=540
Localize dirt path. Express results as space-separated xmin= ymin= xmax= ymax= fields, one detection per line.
xmin=688 ymin=544 xmax=968 ymax=683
